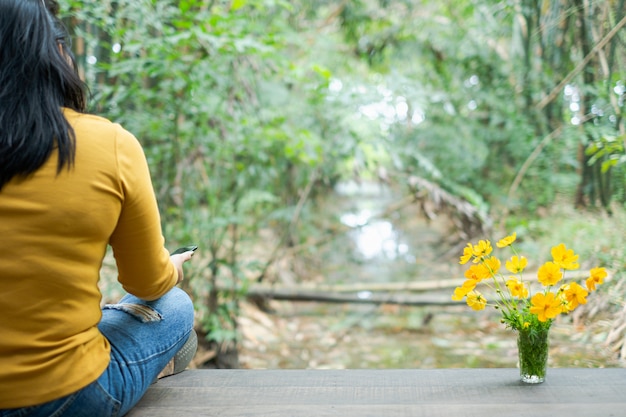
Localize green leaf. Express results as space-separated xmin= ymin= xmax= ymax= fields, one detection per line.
xmin=232 ymin=0 xmax=247 ymax=11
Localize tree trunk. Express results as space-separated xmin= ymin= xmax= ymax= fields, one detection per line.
xmin=573 ymin=0 xmax=598 ymax=208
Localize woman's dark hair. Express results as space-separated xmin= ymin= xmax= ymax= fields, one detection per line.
xmin=0 ymin=0 xmax=86 ymax=190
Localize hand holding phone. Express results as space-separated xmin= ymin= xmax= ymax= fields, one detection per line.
xmin=170 ymin=245 xmax=197 ymax=284
xmin=171 ymin=245 xmax=198 ymax=255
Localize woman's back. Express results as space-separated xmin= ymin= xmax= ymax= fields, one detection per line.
xmin=0 ymin=108 xmax=178 ymax=408
xmin=0 ymin=2 xmax=194 ymax=413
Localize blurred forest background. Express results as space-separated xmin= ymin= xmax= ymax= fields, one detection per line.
xmin=59 ymin=0 xmax=626 ymax=369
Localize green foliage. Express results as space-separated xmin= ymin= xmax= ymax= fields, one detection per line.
xmin=58 ymin=0 xmax=625 ymax=349
xmin=59 ymin=0 xmax=372 ymax=347
xmin=583 ymin=78 xmax=626 ymax=206
xmin=587 ymin=134 xmax=626 ymax=173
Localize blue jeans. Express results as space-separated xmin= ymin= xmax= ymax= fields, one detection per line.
xmin=0 ymin=287 xmax=195 ymax=417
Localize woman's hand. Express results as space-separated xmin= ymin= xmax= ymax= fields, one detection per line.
xmin=170 ymin=250 xmax=195 ymax=284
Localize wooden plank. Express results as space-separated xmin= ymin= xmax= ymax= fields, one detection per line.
xmin=128 ymin=404 xmax=626 ymax=417
xmin=127 ymin=369 xmax=626 ymax=417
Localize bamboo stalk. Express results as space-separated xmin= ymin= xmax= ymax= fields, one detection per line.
xmin=535 ymin=14 xmax=626 ymax=111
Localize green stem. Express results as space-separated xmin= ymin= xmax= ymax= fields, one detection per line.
xmin=517 ymin=326 xmax=549 ymax=383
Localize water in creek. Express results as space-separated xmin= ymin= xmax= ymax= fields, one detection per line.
xmin=238 ymin=181 xmax=618 ymax=370
xmin=317 ymin=180 xmax=462 ymax=284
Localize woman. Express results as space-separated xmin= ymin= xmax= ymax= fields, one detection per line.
xmin=0 ymin=1 xmax=197 ymax=415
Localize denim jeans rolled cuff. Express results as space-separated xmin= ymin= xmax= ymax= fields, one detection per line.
xmin=0 ymin=287 xmax=195 ymax=417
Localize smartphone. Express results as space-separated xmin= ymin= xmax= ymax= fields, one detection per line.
xmin=171 ymin=245 xmax=198 ymax=255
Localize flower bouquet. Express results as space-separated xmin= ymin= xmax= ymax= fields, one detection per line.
xmin=451 ymin=233 xmax=607 ymax=383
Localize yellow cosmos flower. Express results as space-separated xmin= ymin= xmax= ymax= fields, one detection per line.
xmin=551 ymin=243 xmax=579 ymax=270
xmin=466 ymin=291 xmax=487 ymax=311
xmin=529 ymin=292 xmax=562 ymax=322
xmin=483 ymin=256 xmax=501 ymax=276
xmin=454 ymin=232 xmax=604 ymax=331
xmin=459 ymin=243 xmax=473 ymax=265
xmin=471 ymin=240 xmax=493 ymax=260
xmin=496 ymin=233 xmax=516 ymax=248
xmin=506 ymin=278 xmax=529 ymax=298
xmin=586 ymin=267 xmax=607 ymax=291
xmin=464 ymin=264 xmax=491 ymax=282
xmin=505 ymin=255 xmax=527 ymax=274
xmin=451 ymin=280 xmax=477 ymax=301
xmin=559 ymin=282 xmax=588 ymax=311
xmin=537 ymin=261 xmax=563 ymax=287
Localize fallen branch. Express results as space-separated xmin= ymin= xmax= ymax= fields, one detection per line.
xmin=246 ymin=287 xmax=460 ymax=306
xmin=241 ymin=270 xmax=602 ymax=306
xmin=239 ymin=269 xmax=599 ymax=295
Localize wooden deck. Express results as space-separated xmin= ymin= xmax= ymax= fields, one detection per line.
xmin=127 ymin=368 xmax=625 ymax=416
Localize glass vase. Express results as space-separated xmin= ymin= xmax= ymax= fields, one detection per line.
xmin=516 ymin=327 xmax=549 ymax=384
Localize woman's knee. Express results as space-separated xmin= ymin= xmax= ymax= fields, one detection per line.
xmin=158 ymin=287 xmax=195 ymax=328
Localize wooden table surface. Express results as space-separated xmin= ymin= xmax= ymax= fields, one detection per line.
xmin=127 ymin=368 xmax=625 ymax=417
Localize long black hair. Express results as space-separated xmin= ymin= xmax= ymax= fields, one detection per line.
xmin=0 ymin=0 xmax=86 ymax=191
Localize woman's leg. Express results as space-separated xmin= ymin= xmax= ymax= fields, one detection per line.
xmin=97 ymin=287 xmax=195 ymax=416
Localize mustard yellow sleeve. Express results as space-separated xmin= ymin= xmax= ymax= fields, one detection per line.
xmin=108 ymin=125 xmax=177 ymax=300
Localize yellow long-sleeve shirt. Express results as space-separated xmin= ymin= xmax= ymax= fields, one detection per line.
xmin=0 ymin=109 xmax=178 ymax=408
